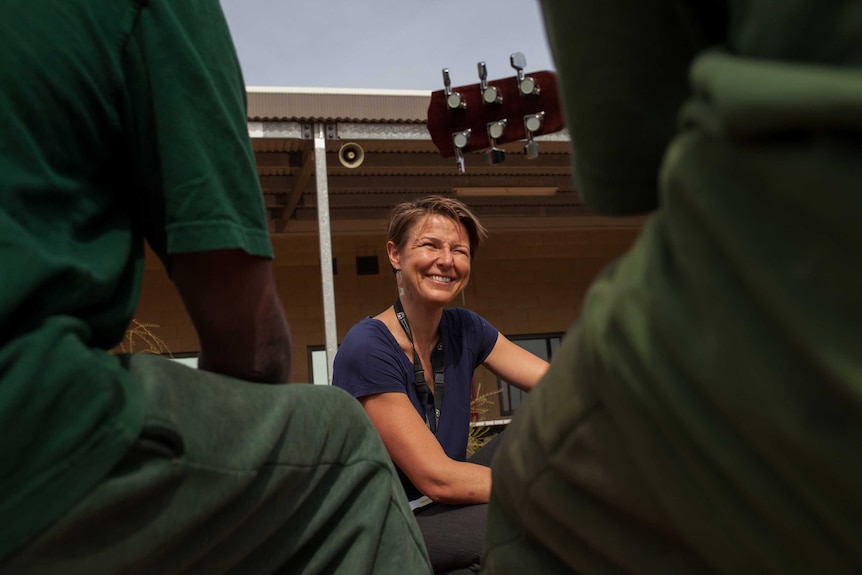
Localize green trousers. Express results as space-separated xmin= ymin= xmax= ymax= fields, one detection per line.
xmin=2 ymin=354 xmax=431 ymax=574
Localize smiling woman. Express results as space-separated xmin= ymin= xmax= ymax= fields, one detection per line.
xmin=332 ymin=196 xmax=550 ymax=574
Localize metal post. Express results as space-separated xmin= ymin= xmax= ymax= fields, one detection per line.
xmin=313 ymin=123 xmax=338 ymax=384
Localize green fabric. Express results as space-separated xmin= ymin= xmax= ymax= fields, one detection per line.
xmin=0 ymin=0 xmax=271 ymax=559
xmin=485 ymin=1 xmax=862 ymax=573
xmin=538 ymin=0 xmax=727 ymax=214
xmin=2 ymin=355 xmax=432 ymax=574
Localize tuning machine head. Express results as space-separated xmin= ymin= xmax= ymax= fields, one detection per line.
xmin=484 ymin=147 xmax=506 ymax=165
xmin=484 ymin=120 xmax=507 ymax=165
xmin=523 ymin=112 xmax=544 ymax=159
xmin=510 ymin=52 xmax=540 ymax=97
xmin=477 ymin=61 xmax=502 ymax=105
xmin=452 ymin=129 xmax=471 ymax=173
xmin=443 ymin=68 xmax=466 ymax=110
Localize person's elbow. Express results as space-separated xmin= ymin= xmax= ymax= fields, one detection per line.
xmin=198 ymin=304 xmax=293 ymax=384
xmin=413 ymin=466 xmax=485 ymax=505
xmin=198 ymin=341 xmax=291 ymax=384
xmin=418 ymin=479 xmax=459 ymax=504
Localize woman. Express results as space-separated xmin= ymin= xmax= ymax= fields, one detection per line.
xmin=333 ymin=196 xmax=549 ymax=574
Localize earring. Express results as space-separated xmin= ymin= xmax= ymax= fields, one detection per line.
xmin=396 ymin=270 xmax=405 ymax=297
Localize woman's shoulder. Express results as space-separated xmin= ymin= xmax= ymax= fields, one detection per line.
xmin=442 ymin=307 xmax=491 ymax=330
xmin=339 ymin=316 xmax=403 ymax=357
xmin=333 ymin=315 xmax=412 ymax=394
xmin=343 ymin=316 xmax=390 ymax=341
xmin=443 ymin=306 xmax=480 ymax=321
xmin=442 ymin=307 xmax=499 ymax=350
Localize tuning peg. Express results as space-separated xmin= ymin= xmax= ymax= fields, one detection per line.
xmin=443 ymin=68 xmax=466 ymax=110
xmin=484 ymin=120 xmax=507 ymax=165
xmin=523 ymin=112 xmax=544 ymax=159
xmin=487 ymin=119 xmax=507 ymax=142
xmin=509 ymin=52 xmax=540 ymax=97
xmin=484 ymin=147 xmax=506 ymax=165
xmin=523 ymin=140 xmax=539 ymax=160
xmin=477 ymin=62 xmax=502 ymax=105
xmin=452 ymin=129 xmax=471 ymax=173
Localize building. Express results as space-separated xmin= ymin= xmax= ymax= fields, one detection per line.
xmin=131 ymin=86 xmax=644 ymax=421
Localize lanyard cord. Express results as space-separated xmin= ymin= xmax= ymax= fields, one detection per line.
xmin=393 ymin=297 xmax=444 ymax=433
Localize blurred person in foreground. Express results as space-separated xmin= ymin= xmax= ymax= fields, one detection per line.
xmin=0 ymin=1 xmax=430 ymax=573
xmin=483 ymin=1 xmax=862 ymax=574
xmin=333 ymin=196 xmax=549 ymax=574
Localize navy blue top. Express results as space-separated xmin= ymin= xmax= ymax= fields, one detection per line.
xmin=333 ymin=307 xmax=499 ymax=499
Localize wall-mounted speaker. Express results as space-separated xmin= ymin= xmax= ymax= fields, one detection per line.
xmin=338 ymin=142 xmax=364 ymax=169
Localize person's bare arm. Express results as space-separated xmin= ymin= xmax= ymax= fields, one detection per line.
xmin=484 ymin=334 xmax=550 ymax=392
xmin=361 ymin=392 xmax=491 ymax=504
xmin=170 ymin=249 xmax=291 ymax=383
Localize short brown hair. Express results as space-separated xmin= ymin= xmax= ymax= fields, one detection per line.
xmin=387 ymin=196 xmax=488 ymax=261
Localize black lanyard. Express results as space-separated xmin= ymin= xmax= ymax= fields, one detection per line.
xmin=393 ymin=297 xmax=444 ymax=433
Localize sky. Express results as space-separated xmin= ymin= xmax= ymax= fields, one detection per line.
xmin=220 ymin=0 xmax=556 ymax=91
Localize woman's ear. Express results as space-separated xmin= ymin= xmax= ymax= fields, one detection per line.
xmin=386 ymin=240 xmax=400 ymax=269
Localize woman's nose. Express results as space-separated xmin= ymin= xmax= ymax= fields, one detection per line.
xmin=437 ymin=248 xmax=454 ymax=267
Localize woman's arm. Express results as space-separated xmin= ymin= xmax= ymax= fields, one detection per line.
xmin=360 ymin=392 xmax=491 ymax=505
xmin=483 ymin=334 xmax=550 ymax=392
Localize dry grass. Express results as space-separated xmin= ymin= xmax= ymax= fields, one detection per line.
xmin=467 ymin=382 xmax=502 ymax=457
xmin=118 ymin=319 xmax=171 ymax=355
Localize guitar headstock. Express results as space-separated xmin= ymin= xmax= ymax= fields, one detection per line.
xmin=426 ymin=52 xmax=564 ymax=173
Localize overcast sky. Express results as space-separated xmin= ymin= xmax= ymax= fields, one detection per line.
xmin=220 ymin=0 xmax=555 ymax=91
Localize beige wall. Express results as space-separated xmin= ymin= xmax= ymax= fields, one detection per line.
xmin=132 ymin=226 xmax=639 ymax=418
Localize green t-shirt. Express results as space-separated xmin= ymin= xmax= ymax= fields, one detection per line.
xmin=0 ymin=0 xmax=272 ymax=558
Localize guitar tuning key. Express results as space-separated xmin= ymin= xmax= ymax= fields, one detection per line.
xmin=523 ymin=112 xmax=544 ymax=159
xmin=509 ymin=52 xmax=540 ymax=97
xmin=524 ymin=138 xmax=539 ymax=160
xmin=484 ymin=147 xmax=506 ymax=165
xmin=442 ymin=68 xmax=466 ymax=110
xmin=452 ymin=129 xmax=471 ymax=173
xmin=477 ymin=62 xmax=502 ymax=105
xmin=455 ymin=150 xmax=466 ymax=173
xmin=484 ymin=120 xmax=507 ymax=165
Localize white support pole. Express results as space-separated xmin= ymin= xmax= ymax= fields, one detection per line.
xmin=313 ymin=123 xmax=338 ymax=384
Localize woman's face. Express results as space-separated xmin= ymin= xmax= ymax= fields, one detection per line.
xmin=388 ymin=214 xmax=472 ymax=307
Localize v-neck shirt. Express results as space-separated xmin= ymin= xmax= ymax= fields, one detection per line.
xmin=333 ymin=307 xmax=498 ymax=499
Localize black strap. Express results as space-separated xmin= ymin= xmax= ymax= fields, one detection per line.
xmin=394 ymin=297 xmax=444 ymax=433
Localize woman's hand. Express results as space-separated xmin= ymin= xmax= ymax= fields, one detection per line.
xmin=360 ymin=392 xmax=491 ymax=504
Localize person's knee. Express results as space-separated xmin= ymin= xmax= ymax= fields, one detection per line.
xmin=296 ymin=385 xmax=388 ymax=461
xmin=306 ymin=384 xmax=369 ymax=425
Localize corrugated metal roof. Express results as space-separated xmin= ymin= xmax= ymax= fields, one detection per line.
xmin=242 ymin=87 xmax=643 ymax=234
xmin=246 ymin=87 xmax=431 ymax=123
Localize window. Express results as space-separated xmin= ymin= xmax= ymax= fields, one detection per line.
xmin=355 ymin=255 xmax=380 ymax=275
xmin=168 ymin=354 xmax=198 ymax=369
xmin=308 ymin=346 xmax=330 ymax=385
xmin=498 ymin=333 xmax=563 ymax=416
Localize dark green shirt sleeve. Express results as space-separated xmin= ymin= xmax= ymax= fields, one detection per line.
xmin=121 ymin=0 xmax=272 ymax=268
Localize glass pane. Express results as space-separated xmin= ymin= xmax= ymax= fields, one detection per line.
xmin=550 ymin=336 xmax=561 ymax=357
xmin=311 ymin=349 xmax=329 ymax=385
xmin=513 ymin=338 xmax=550 ymax=361
xmin=169 ymin=356 xmax=198 ymax=369
xmin=497 ymin=334 xmax=563 ymax=415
